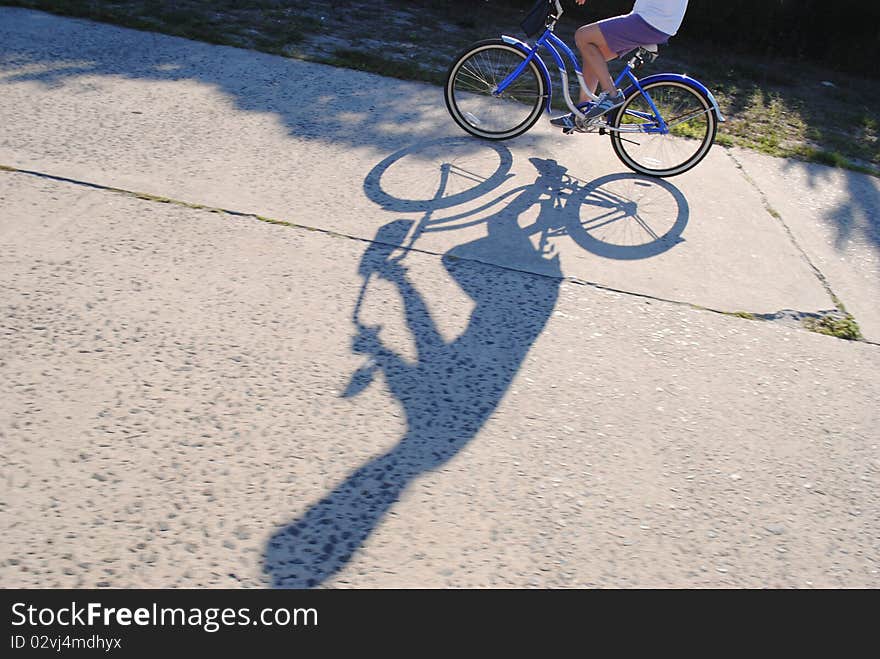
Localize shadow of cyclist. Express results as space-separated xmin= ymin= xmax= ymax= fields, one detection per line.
xmin=262 ymin=158 xmax=567 ymax=588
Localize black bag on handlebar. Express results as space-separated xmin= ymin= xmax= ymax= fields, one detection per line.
xmin=521 ymin=0 xmax=553 ymax=38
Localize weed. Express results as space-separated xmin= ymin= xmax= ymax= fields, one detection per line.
xmin=803 ymin=314 xmax=863 ymax=341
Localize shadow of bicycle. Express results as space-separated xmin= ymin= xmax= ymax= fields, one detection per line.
xmin=361 ymin=138 xmax=690 ymax=263
xmin=262 ymin=197 xmax=562 ymax=589
xmin=261 ymin=138 xmax=691 ymax=588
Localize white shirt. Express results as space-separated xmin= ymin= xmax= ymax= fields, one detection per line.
xmin=632 ymin=0 xmax=689 ymax=36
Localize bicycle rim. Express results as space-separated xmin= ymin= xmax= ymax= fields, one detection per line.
xmin=446 ymin=41 xmax=546 ymax=140
xmin=611 ymin=81 xmax=717 ymax=177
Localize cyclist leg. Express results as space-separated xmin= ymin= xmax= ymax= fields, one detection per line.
xmin=574 ymin=23 xmax=617 ymax=103
xmin=549 ymin=21 xmax=615 ymax=130
xmin=577 ymin=13 xmax=672 ymax=120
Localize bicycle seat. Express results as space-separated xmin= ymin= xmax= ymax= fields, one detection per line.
xmin=620 ymin=45 xmax=660 ymax=69
xmin=619 ymin=44 xmax=659 ymax=59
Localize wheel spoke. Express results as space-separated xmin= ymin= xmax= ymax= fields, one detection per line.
xmin=612 ymin=81 xmax=716 ymax=176
xmin=447 ymin=42 xmax=544 ymax=139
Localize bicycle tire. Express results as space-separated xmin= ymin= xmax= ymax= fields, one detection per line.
xmin=445 ymin=39 xmax=547 ymax=141
xmin=610 ymin=80 xmax=718 ymax=177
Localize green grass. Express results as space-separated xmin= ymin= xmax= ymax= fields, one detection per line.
xmin=718 ymin=307 xmax=865 ymax=342
xmin=803 ymin=314 xmax=863 ymax=341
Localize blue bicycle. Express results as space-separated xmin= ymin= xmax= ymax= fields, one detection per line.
xmin=444 ymin=0 xmax=725 ymax=177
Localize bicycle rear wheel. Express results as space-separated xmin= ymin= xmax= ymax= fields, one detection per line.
xmin=610 ymin=80 xmax=717 ymax=177
xmin=445 ymin=39 xmax=547 ymax=141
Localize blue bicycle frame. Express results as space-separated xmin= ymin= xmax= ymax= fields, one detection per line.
xmin=493 ymin=1 xmax=725 ymax=135
xmin=496 ymin=29 xmax=670 ymax=132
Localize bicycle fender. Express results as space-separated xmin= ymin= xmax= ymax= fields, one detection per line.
xmin=500 ymin=35 xmax=553 ymax=113
xmin=624 ymin=73 xmax=726 ymax=122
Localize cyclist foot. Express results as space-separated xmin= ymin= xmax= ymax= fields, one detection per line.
xmin=549 ymin=113 xmax=581 ymax=132
xmin=584 ymin=90 xmax=626 ymax=121
xmin=550 ymin=102 xmax=593 ymax=133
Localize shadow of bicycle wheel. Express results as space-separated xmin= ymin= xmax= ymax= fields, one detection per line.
xmin=564 ymin=173 xmax=690 ymax=260
xmin=363 ymin=137 xmax=514 ymax=213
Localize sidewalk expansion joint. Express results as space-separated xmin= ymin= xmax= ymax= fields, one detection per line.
xmin=2 ymin=162 xmax=874 ymax=345
xmin=725 ymin=149 xmax=865 ymax=342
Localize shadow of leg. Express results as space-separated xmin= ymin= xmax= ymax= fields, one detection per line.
xmin=263 ymin=449 xmax=416 ymax=588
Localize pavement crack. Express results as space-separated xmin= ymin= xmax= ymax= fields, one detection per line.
xmin=3 ymin=162 xmax=873 ymax=344
xmin=0 ymin=161 xmax=406 ymax=249
xmin=725 ymin=149 xmax=865 ymax=341
xmin=726 ymin=150 xmax=833 ymax=296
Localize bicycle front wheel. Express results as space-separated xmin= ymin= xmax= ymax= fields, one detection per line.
xmin=610 ymin=81 xmax=718 ymax=177
xmin=445 ymin=39 xmax=547 ymax=141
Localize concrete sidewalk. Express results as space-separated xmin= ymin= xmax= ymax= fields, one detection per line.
xmin=2 ymin=7 xmax=878 ymax=335
xmin=1 ymin=8 xmax=878 ymax=588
